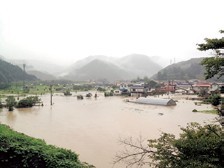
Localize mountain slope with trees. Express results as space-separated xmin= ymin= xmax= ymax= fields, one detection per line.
xmin=152 ymin=58 xmax=205 ymax=80
xmin=0 ymin=59 xmax=37 ymax=84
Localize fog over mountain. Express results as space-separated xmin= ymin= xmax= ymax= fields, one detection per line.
xmin=118 ymin=54 xmax=162 ymax=77
xmin=9 ymin=59 xmax=65 ymax=75
xmin=5 ymin=54 xmax=213 ymax=82
xmin=66 ymin=59 xmax=131 ymax=82
xmin=27 ymin=70 xmax=56 ymax=81
xmin=0 ymin=55 xmax=5 ymax=60
xmin=67 ymin=55 xmax=118 ymax=72
xmin=1 ymin=54 xmax=162 ymax=81
xmin=63 ymin=54 xmax=162 ymax=81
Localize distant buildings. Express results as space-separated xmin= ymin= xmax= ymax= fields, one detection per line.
xmin=115 ymin=79 xmax=224 ymax=97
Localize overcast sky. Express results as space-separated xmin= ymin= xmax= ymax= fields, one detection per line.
xmin=0 ymin=0 xmax=223 ymax=66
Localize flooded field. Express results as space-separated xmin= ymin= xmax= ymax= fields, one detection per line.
xmin=0 ymin=93 xmax=217 ymax=168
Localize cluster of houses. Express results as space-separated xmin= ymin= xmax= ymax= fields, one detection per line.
xmin=114 ymin=80 xmax=224 ymax=97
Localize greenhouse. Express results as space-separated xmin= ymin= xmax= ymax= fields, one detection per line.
xmin=130 ymin=97 xmax=176 ymax=106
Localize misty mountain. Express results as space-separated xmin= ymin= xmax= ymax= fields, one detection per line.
xmin=150 ymin=56 xmax=173 ymax=67
xmin=69 ymin=55 xmax=116 ymax=70
xmin=9 ymin=59 xmax=65 ymax=75
xmin=66 ymin=59 xmax=131 ymax=81
xmin=64 ymin=54 xmax=162 ymax=81
xmin=118 ymin=54 xmax=162 ymax=78
xmin=152 ymin=58 xmax=205 ymax=80
xmin=0 ymin=55 xmax=5 ymax=60
xmin=57 ymin=55 xmax=117 ymax=77
xmin=0 ymin=59 xmax=37 ymax=84
xmin=27 ymin=70 xmax=56 ymax=81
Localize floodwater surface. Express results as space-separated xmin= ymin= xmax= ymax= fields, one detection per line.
xmin=0 ymin=93 xmax=216 ymax=168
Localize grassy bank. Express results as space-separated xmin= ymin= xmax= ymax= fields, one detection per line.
xmin=0 ymin=84 xmax=51 ymax=95
xmin=0 ymin=124 xmax=94 ymax=168
xmin=192 ymin=109 xmax=218 ymax=115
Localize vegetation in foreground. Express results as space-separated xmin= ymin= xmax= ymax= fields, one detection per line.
xmin=0 ymin=124 xmax=95 ymax=168
xmin=114 ymin=122 xmax=224 ymax=168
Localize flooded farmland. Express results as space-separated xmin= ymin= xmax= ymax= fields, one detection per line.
xmin=0 ymin=93 xmax=217 ymax=168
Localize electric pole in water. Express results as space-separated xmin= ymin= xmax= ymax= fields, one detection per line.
xmin=49 ymin=85 xmax=53 ymax=105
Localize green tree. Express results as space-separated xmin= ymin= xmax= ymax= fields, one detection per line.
xmin=207 ymin=94 xmax=221 ymax=106
xmin=148 ymin=80 xmax=159 ymax=88
xmin=157 ymin=71 xmax=162 ymax=80
xmin=197 ymin=30 xmax=224 ymax=79
xmin=5 ymin=96 xmax=16 ymax=111
xmin=143 ymin=76 xmax=150 ymax=83
xmin=16 ymin=96 xmax=41 ymax=108
xmin=114 ymin=123 xmax=223 ymax=168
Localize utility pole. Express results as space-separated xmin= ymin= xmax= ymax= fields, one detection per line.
xmin=49 ymin=85 xmax=53 ymax=105
xmin=23 ymin=63 xmax=26 ymax=92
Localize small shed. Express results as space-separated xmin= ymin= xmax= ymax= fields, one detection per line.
xmin=132 ymin=97 xmax=176 ymax=106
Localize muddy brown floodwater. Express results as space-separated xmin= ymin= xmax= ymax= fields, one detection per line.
xmin=0 ymin=93 xmax=217 ymax=168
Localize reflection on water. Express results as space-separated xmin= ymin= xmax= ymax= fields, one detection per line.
xmin=6 ymin=112 xmax=17 ymax=127
xmin=0 ymin=94 xmax=216 ymax=168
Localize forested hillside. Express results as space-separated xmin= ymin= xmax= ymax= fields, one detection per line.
xmin=152 ymin=58 xmax=205 ymax=80
xmin=0 ymin=59 xmax=37 ymax=84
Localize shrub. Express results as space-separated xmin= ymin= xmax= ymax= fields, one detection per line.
xmin=17 ymin=96 xmax=40 ymax=108
xmin=104 ymin=91 xmax=113 ymax=97
xmin=97 ymin=87 xmax=106 ymax=92
xmin=208 ymin=94 xmax=221 ymax=106
xmin=17 ymin=99 xmax=33 ymax=108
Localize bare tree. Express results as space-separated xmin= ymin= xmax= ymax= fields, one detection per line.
xmin=114 ymin=136 xmax=155 ymax=168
